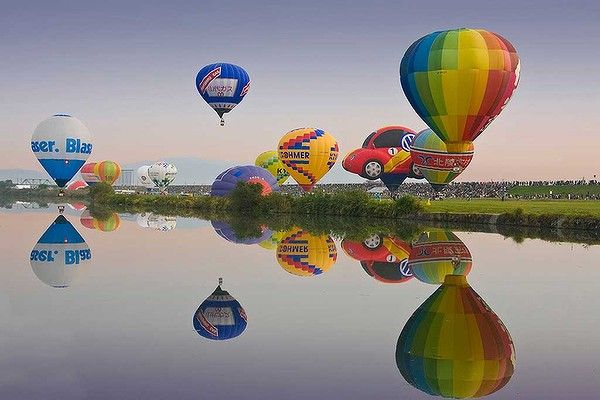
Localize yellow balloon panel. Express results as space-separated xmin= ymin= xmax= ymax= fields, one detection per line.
xmin=278 ymin=128 xmax=338 ymax=192
xmin=276 ymin=228 xmax=337 ymax=277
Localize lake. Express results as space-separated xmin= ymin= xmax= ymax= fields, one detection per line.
xmin=1 ymin=203 xmax=599 ymax=399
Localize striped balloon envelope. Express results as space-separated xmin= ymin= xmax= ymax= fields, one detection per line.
xmin=400 ymin=28 xmax=520 ymax=151
xmin=66 ymin=180 xmax=87 ymax=191
xmin=94 ymin=160 xmax=121 ymax=185
xmin=80 ymin=162 xmax=100 ymax=186
xmin=211 ymin=165 xmax=279 ymax=197
xmin=276 ymin=228 xmax=337 ymax=277
xmin=278 ymin=128 xmax=339 ymax=192
xmin=255 ymin=150 xmax=290 ymax=185
xmin=410 ymin=129 xmax=474 ymax=191
xmin=30 ymin=215 xmax=92 ymax=288
xmin=31 ymin=114 xmax=92 ymax=188
xmin=195 ymin=62 xmax=250 ymax=126
xmin=396 ymin=275 xmax=515 ymax=398
xmin=193 ymin=282 xmax=248 ymax=341
xmin=408 ymin=229 xmax=472 ymax=285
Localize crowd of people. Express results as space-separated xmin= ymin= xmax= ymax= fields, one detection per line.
xmin=125 ymin=180 xmax=600 ymax=200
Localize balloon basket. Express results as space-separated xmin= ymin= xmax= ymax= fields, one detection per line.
xmin=220 ymin=118 xmax=225 ymax=126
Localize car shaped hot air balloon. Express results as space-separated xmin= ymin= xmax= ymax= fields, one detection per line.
xmin=342 ymin=234 xmax=413 ymax=283
xmin=342 ymin=126 xmax=422 ymax=181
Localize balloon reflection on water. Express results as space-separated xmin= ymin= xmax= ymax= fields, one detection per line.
xmin=396 ymin=275 xmax=515 ymax=398
xmin=408 ymin=229 xmax=472 ymax=284
xmin=193 ymin=279 xmax=248 ymax=341
xmin=276 ymin=227 xmax=337 ymax=277
xmin=30 ymin=215 xmax=92 ymax=288
xmin=342 ymin=233 xmax=413 ymax=284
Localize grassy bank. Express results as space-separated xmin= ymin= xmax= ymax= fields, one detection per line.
xmin=424 ymin=198 xmax=600 ymax=217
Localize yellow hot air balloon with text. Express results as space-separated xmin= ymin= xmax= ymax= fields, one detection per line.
xmin=278 ymin=128 xmax=339 ymax=192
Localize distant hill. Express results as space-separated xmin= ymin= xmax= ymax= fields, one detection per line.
xmin=0 ymin=169 xmax=49 ymax=182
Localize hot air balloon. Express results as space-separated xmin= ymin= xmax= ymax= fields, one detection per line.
xmin=278 ymin=128 xmax=339 ymax=192
xmin=342 ymin=234 xmax=413 ymax=283
xmin=31 ymin=114 xmax=93 ymax=188
xmin=211 ymin=220 xmax=271 ymax=245
xmin=255 ymin=150 xmax=290 ymax=185
xmin=196 ymin=62 xmax=251 ymax=126
xmin=193 ymin=279 xmax=248 ymax=341
xmin=80 ymin=162 xmax=100 ymax=186
xmin=30 ymin=215 xmax=92 ymax=288
xmin=94 ymin=160 xmax=121 ymax=185
xmin=410 ymin=129 xmax=474 ymax=190
xmin=66 ymin=180 xmax=87 ymax=191
xmin=342 ymin=126 xmax=423 ymax=192
xmin=210 ymin=165 xmax=279 ymax=197
xmin=148 ymin=162 xmax=177 ymax=193
xmin=400 ymin=29 xmax=520 ymax=152
xmin=136 ymin=165 xmax=155 ymax=189
xmin=396 ymin=275 xmax=515 ymax=398
xmin=276 ymin=228 xmax=337 ymax=277
xmin=408 ymin=230 xmax=472 ymax=284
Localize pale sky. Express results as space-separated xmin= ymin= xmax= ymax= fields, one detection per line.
xmin=2 ymin=0 xmax=599 ymax=181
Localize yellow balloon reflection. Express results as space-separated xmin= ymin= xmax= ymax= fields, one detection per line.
xmin=276 ymin=228 xmax=337 ymax=276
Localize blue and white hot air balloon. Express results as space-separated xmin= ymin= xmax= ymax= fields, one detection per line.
xmin=193 ymin=280 xmax=248 ymax=341
xmin=31 ymin=114 xmax=93 ymax=188
xmin=196 ymin=63 xmax=250 ymax=126
xmin=30 ymin=215 xmax=92 ymax=288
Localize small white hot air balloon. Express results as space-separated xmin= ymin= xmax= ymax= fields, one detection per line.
xmin=136 ymin=165 xmax=155 ymax=189
xmin=148 ymin=162 xmax=177 ymax=193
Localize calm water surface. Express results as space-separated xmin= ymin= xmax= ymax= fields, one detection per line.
xmin=1 ymin=203 xmax=599 ymax=399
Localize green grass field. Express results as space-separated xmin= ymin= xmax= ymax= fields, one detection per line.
xmin=424 ymin=198 xmax=600 ymax=217
xmin=508 ymin=184 xmax=600 ymax=196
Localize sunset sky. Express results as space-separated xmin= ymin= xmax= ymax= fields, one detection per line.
xmin=2 ymin=0 xmax=599 ymax=181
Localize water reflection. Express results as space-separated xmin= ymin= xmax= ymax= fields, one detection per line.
xmin=30 ymin=215 xmax=92 ymax=288
xmin=276 ymin=227 xmax=337 ymax=277
xmin=396 ymin=275 xmax=515 ymax=398
xmin=193 ymin=279 xmax=248 ymax=341
xmin=80 ymin=209 xmax=121 ymax=232
xmin=211 ymin=220 xmax=271 ymax=244
xmin=342 ymin=234 xmax=413 ymax=283
xmin=136 ymin=212 xmax=177 ymax=231
xmin=408 ymin=230 xmax=473 ymax=284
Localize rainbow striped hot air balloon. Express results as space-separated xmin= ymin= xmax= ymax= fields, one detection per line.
xmin=410 ymin=129 xmax=474 ymax=190
xmin=396 ymin=275 xmax=515 ymax=398
xmin=94 ymin=160 xmax=121 ymax=185
xmin=255 ymin=150 xmax=290 ymax=185
xmin=278 ymin=128 xmax=339 ymax=192
xmin=408 ymin=230 xmax=472 ymax=285
xmin=193 ymin=280 xmax=248 ymax=341
xmin=276 ymin=228 xmax=337 ymax=277
xmin=400 ymin=28 xmax=520 ymax=152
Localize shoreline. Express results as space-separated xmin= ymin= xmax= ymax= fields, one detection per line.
xmin=2 ymin=184 xmax=600 ymax=244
